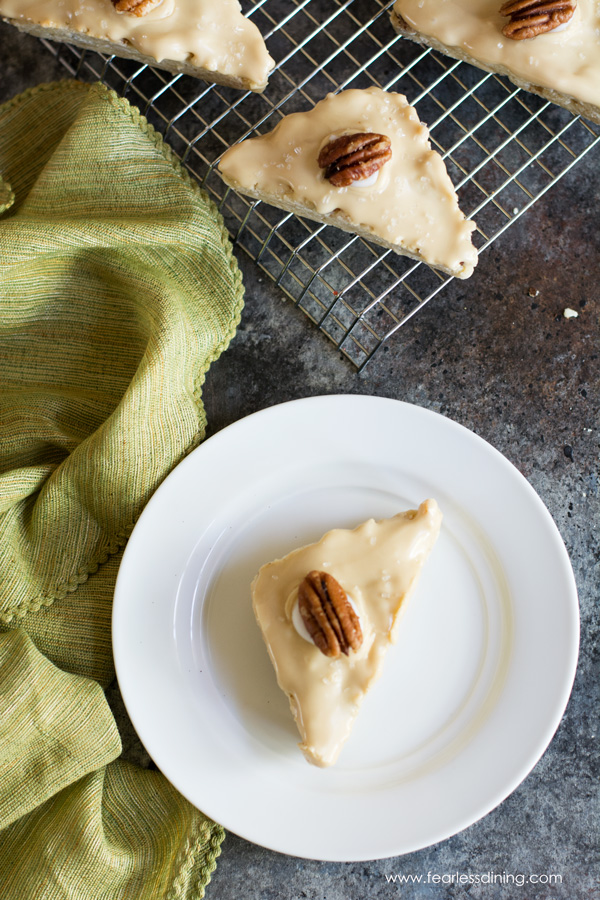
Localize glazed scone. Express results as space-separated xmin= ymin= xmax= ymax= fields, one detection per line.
xmin=1 ymin=0 xmax=275 ymax=92
xmin=218 ymin=88 xmax=478 ymax=278
xmin=251 ymin=500 xmax=443 ymax=767
xmin=391 ymin=0 xmax=600 ymax=125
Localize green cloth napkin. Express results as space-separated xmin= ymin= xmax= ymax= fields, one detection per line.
xmin=0 ymin=80 xmax=244 ymax=898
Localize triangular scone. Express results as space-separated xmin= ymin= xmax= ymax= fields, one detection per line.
xmin=1 ymin=0 xmax=274 ymax=92
xmin=391 ymin=0 xmax=600 ymax=125
xmin=219 ymin=88 xmax=478 ymax=277
xmin=251 ymin=499 xmax=443 ymax=767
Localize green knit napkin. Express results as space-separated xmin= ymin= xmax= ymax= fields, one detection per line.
xmin=0 ymin=759 xmax=224 ymax=900
xmin=0 ymin=629 xmax=122 ymax=830
xmin=0 ymin=80 xmax=242 ymax=898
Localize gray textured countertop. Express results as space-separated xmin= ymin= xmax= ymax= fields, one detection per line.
xmin=1 ymin=20 xmax=598 ymax=900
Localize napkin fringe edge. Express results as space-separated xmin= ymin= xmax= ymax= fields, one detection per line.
xmin=165 ymin=819 xmax=226 ymax=900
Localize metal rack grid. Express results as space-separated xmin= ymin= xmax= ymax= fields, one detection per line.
xmin=41 ymin=0 xmax=600 ymax=369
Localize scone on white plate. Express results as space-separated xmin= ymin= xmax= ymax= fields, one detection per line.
xmin=218 ymin=87 xmax=478 ymax=278
xmin=1 ymin=0 xmax=275 ymax=92
xmin=390 ymin=0 xmax=600 ymax=125
xmin=251 ymin=500 xmax=443 ymax=767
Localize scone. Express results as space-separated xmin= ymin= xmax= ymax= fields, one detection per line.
xmin=391 ymin=0 xmax=600 ymax=125
xmin=1 ymin=0 xmax=275 ymax=92
xmin=218 ymin=87 xmax=478 ymax=278
xmin=251 ymin=500 xmax=443 ymax=767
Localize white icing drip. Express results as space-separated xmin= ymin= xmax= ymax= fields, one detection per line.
xmin=550 ymin=20 xmax=573 ymax=34
xmin=351 ymin=171 xmax=379 ymax=189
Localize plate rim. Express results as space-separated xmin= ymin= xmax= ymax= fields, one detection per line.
xmin=112 ymin=394 xmax=580 ymax=860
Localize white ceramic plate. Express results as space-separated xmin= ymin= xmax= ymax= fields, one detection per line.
xmin=113 ymin=395 xmax=579 ymax=861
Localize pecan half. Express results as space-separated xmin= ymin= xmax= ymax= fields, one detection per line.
xmin=500 ymin=0 xmax=576 ymax=40
xmin=318 ymin=132 xmax=392 ymax=188
xmin=111 ymin=0 xmax=163 ymax=16
xmin=298 ymin=571 xmax=363 ymax=658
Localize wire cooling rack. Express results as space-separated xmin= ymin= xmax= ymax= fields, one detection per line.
xmin=40 ymin=0 xmax=600 ymax=369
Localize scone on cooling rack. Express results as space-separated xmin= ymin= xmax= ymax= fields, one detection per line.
xmin=0 ymin=0 xmax=275 ymax=92
xmin=390 ymin=0 xmax=600 ymax=125
xmin=251 ymin=501 xmax=443 ymax=767
xmin=218 ymin=87 xmax=479 ymax=279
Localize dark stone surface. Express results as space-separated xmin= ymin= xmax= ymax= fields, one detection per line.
xmin=1 ymin=20 xmax=598 ymax=900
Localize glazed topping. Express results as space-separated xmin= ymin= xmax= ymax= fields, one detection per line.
xmin=393 ymin=0 xmax=598 ymax=109
xmin=251 ymin=500 xmax=443 ymax=766
xmin=219 ymin=88 xmax=478 ymax=278
xmin=0 ymin=0 xmax=274 ymax=84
